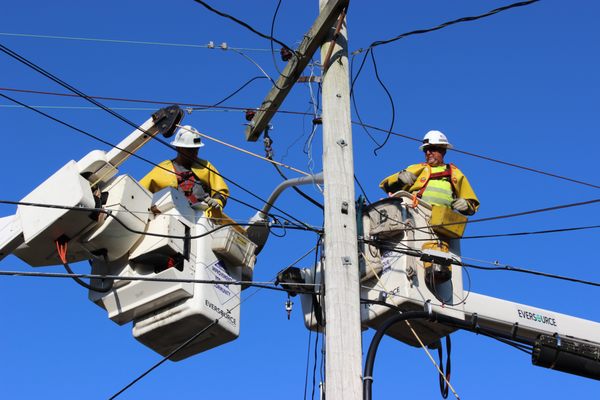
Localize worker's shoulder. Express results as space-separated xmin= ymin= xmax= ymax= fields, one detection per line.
xmin=192 ymin=158 xmax=212 ymax=168
xmin=155 ymin=159 xmax=173 ymax=168
xmin=406 ymin=162 xmax=428 ymax=170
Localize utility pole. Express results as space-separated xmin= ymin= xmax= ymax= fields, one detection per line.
xmin=319 ymin=2 xmax=363 ymax=399
xmin=243 ymin=1 xmax=360 ymax=397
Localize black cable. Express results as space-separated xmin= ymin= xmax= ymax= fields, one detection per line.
xmin=351 ymin=120 xmax=600 ymax=190
xmin=311 ymin=325 xmax=320 ymax=400
xmin=0 ymin=44 xmax=316 ymax=229
xmin=0 ymin=86 xmax=315 ymax=117
xmin=0 ymin=43 xmax=149 ymax=134
xmin=371 ymin=243 xmax=600 ymax=288
xmin=0 ymin=269 xmax=317 ymax=294
xmin=393 ymin=224 xmax=600 ymax=242
xmin=0 ymin=199 xmax=322 ymax=241
xmin=192 ymin=76 xmax=268 ymax=110
xmin=461 ymin=262 xmax=600 ymax=288
xmin=410 ymin=198 xmax=600 ymax=232
xmin=460 ymin=224 xmax=600 ymax=240
xmin=361 ymin=0 xmax=541 ymax=52
xmin=437 ymin=336 xmax=451 ymax=399
xmin=264 ymin=131 xmax=324 ymax=210
xmin=353 ymin=174 xmax=372 ymax=205
xmin=476 ymin=331 xmax=533 ymax=355
xmin=108 ymin=319 xmax=219 ymax=400
xmin=349 ymin=50 xmax=382 ymax=147
xmin=364 ymin=311 xmax=431 ymax=400
xmin=369 ymin=48 xmax=395 ymax=155
xmin=270 ymin=0 xmax=284 ymax=75
xmin=61 ymin=261 xmax=113 ymax=292
xmin=0 ymin=93 xmax=317 ymax=233
xmin=192 ymin=0 xmax=295 ymax=53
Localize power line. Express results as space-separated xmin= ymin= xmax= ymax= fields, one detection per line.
xmin=369 ymin=48 xmax=395 ymax=155
xmin=354 ymin=0 xmax=541 ymax=54
xmin=191 ymin=0 xmax=295 ymax=53
xmin=0 ymin=199 xmax=322 ymax=237
xmin=270 ymin=0 xmax=285 ymax=75
xmin=369 ymin=243 xmax=600 ymax=288
xmin=0 ymin=90 xmax=317 ymax=231
xmin=393 ymin=224 xmax=600 ymax=242
xmin=460 ymin=224 xmax=600 ymax=240
xmin=0 ymin=270 xmax=317 ymax=294
xmin=108 ymin=320 xmax=218 ymax=399
xmin=191 ymin=75 xmax=268 ymax=111
xmin=0 ymin=87 xmax=314 ymax=116
xmin=351 ymin=120 xmax=600 ymax=190
xmin=5 ymin=82 xmax=598 ymax=190
xmin=0 ymin=31 xmax=273 ymax=52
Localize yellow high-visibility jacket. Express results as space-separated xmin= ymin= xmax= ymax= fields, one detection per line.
xmin=139 ymin=159 xmax=230 ymax=208
xmin=379 ymin=163 xmax=480 ymax=212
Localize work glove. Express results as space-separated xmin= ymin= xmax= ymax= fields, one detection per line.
xmin=397 ymin=170 xmax=417 ymax=187
xmin=203 ymin=196 xmax=221 ymax=209
xmin=451 ymin=198 xmax=473 ymax=215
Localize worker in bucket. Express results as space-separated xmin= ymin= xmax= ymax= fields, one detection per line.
xmin=379 ymin=130 xmax=479 ymax=215
xmin=140 ymin=125 xmax=229 ymax=210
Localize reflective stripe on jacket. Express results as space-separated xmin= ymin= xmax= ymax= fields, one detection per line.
xmin=420 ymin=165 xmax=453 ymax=207
xmin=139 ymin=159 xmax=230 ymax=207
xmin=379 ymin=162 xmax=480 ymax=212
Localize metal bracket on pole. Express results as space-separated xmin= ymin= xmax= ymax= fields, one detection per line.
xmin=244 ymin=0 xmax=348 ymax=141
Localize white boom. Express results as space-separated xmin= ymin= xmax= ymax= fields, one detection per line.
xmin=0 ymin=106 xmax=259 ymax=360
xmin=286 ymin=193 xmax=600 ymax=381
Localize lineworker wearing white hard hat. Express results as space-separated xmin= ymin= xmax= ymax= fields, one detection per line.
xmin=140 ymin=125 xmax=229 ymax=210
xmin=379 ymin=130 xmax=479 ymax=215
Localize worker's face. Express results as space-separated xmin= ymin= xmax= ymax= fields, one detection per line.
xmin=176 ymin=146 xmax=199 ymax=167
xmin=423 ymin=146 xmax=446 ymax=166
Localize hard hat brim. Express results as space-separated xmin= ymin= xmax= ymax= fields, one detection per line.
xmin=171 ymin=141 xmax=205 ymax=148
xmin=419 ymin=143 xmax=453 ymax=151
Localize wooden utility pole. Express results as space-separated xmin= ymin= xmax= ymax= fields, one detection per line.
xmin=244 ymin=1 xmax=360 ymax=397
xmin=319 ymin=2 xmax=363 ymax=399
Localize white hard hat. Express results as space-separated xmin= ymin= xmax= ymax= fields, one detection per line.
xmin=419 ymin=130 xmax=453 ymax=151
xmin=170 ymin=125 xmax=205 ymax=148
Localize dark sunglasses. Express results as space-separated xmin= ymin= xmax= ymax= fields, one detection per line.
xmin=423 ymin=146 xmax=445 ymax=153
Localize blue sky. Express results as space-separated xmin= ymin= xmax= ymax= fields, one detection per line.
xmin=1 ymin=1 xmax=599 ymax=399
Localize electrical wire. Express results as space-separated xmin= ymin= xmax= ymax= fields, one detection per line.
xmin=0 ymin=199 xmax=322 ymax=238
xmin=0 ymin=269 xmax=318 ymax=294
xmin=355 ymin=0 xmax=541 ymax=53
xmin=0 ymin=91 xmax=317 ymax=232
xmin=192 ymin=75 xmax=268 ymax=111
xmin=177 ymin=124 xmax=311 ymax=176
xmin=0 ymin=44 xmax=302 ymax=222
xmin=4 ymin=84 xmax=597 ymax=190
xmin=270 ymin=0 xmax=284 ymax=75
xmin=369 ymin=48 xmax=395 ymax=155
xmin=393 ymin=224 xmax=600 ymax=242
xmin=351 ymin=121 xmax=600 ymax=190
xmin=349 ymin=50 xmax=382 ymax=147
xmin=0 ymin=86 xmax=314 ymax=117
xmin=0 ymin=31 xmax=273 ymax=52
xmin=108 ymin=320 xmax=219 ymax=399
xmin=56 ymin=240 xmax=113 ymax=293
xmin=191 ymin=0 xmax=295 ymax=53
xmin=370 ymin=243 xmax=600 ymax=288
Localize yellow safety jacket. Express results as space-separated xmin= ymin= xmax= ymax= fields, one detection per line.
xmin=379 ymin=163 xmax=480 ymax=212
xmin=139 ymin=159 xmax=230 ymax=208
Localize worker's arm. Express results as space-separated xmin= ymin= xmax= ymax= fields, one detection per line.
xmin=199 ymin=161 xmax=229 ymax=208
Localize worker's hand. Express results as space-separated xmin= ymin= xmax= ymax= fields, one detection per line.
xmin=203 ymin=196 xmax=221 ymax=209
xmin=451 ymin=198 xmax=473 ymax=215
xmin=397 ymin=170 xmax=417 ymax=187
